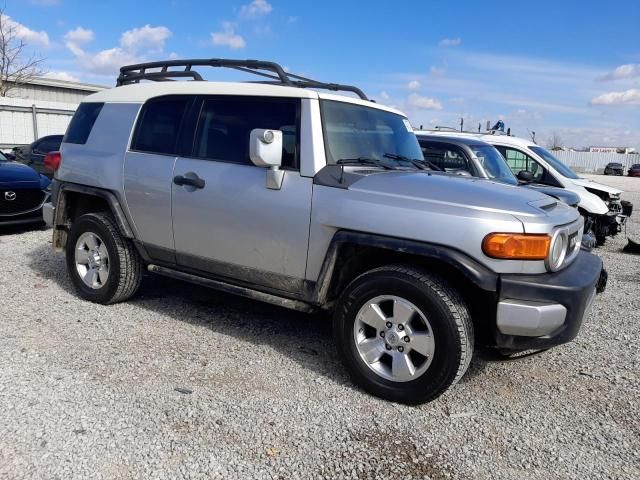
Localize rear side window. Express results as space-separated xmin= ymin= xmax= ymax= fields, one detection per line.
xmin=64 ymin=103 xmax=104 ymax=144
xmin=131 ymin=96 xmax=190 ymax=155
xmin=193 ymin=96 xmax=299 ymax=168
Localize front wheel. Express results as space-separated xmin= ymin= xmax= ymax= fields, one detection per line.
xmin=333 ymin=265 xmax=474 ymax=404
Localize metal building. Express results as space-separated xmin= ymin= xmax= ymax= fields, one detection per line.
xmin=0 ymin=77 xmax=106 ymax=151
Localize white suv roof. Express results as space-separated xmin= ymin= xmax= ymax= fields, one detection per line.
xmin=87 ymin=82 xmax=405 ymax=116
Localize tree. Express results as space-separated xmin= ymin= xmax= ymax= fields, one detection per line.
xmin=547 ymin=131 xmax=564 ymax=151
xmin=0 ymin=6 xmax=45 ymax=97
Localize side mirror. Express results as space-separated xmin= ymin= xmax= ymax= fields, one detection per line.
xmin=250 ymin=129 xmax=284 ymax=190
xmin=517 ymin=170 xmax=534 ymax=183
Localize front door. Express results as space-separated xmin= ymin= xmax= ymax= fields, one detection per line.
xmin=171 ymin=95 xmax=312 ymax=294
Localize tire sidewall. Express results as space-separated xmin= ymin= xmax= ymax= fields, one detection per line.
xmin=335 ymin=269 xmax=465 ymax=403
xmin=66 ymin=214 xmax=122 ymax=303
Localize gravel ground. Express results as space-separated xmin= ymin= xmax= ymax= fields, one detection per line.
xmin=0 ymin=174 xmax=638 ymax=479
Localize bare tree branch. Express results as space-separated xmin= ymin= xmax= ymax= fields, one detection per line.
xmin=547 ymin=131 xmax=564 ymax=151
xmin=0 ymin=6 xmax=46 ymax=97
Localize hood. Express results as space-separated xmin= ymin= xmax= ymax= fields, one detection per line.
xmin=572 ymin=178 xmax=622 ymax=196
xmin=524 ymin=184 xmax=580 ymax=207
xmin=349 ymin=171 xmax=562 ymax=217
xmin=0 ymin=161 xmax=42 ymax=188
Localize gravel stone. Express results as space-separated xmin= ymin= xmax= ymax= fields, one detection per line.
xmin=0 ymin=174 xmax=638 ymax=479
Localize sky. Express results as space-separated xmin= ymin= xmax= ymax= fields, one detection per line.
xmin=4 ymin=0 xmax=640 ymax=148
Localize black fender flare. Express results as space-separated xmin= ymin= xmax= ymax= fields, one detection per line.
xmin=312 ymin=230 xmax=498 ymax=304
xmin=55 ymin=182 xmax=136 ymax=238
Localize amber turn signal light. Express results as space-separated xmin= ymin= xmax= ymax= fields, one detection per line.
xmin=482 ymin=233 xmax=550 ymax=260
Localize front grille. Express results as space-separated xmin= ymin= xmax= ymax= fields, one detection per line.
xmin=0 ymin=189 xmax=45 ymax=215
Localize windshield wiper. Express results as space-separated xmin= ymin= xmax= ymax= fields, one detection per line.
xmin=383 ymin=153 xmax=443 ymax=171
xmin=335 ymin=157 xmax=394 ymax=170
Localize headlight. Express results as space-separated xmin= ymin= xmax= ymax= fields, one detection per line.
xmin=546 ymin=231 xmax=568 ymax=271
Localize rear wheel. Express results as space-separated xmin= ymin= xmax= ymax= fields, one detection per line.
xmin=333 ymin=265 xmax=474 ymax=404
xmin=66 ymin=212 xmax=142 ymax=304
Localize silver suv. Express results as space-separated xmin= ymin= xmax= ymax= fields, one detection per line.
xmin=43 ymin=59 xmax=607 ymax=404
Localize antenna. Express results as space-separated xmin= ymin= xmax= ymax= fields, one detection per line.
xmin=486 ymin=120 xmax=491 ymax=131
xmin=460 ymin=117 xmax=464 ymax=132
xmin=478 ymin=122 xmax=481 ymax=133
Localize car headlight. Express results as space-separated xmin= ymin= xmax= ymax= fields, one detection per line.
xmin=546 ymin=230 xmax=568 ymax=271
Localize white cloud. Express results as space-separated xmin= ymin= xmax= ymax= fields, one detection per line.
xmin=239 ymin=0 xmax=273 ymax=19
xmin=379 ymin=91 xmax=390 ymax=100
xmin=1 ymin=14 xmax=50 ymax=47
xmin=430 ymin=65 xmax=446 ymax=76
xmin=120 ymin=25 xmax=172 ymax=53
xmin=211 ymin=22 xmax=246 ymax=49
xmin=64 ymin=26 xmax=94 ymax=50
xmin=591 ymin=89 xmax=640 ymax=105
xmin=407 ymin=93 xmax=443 ymax=110
xmin=407 ymin=80 xmax=421 ymax=90
xmin=601 ymin=63 xmax=640 ymax=81
xmin=438 ymin=37 xmax=461 ymax=47
xmin=64 ymin=24 xmax=173 ymax=76
xmin=43 ymin=71 xmax=80 ymax=82
xmin=78 ymin=47 xmax=139 ymax=76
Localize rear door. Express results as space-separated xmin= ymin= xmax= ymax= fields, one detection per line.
xmin=123 ymin=95 xmax=193 ymax=262
xmin=171 ymin=95 xmax=312 ymax=294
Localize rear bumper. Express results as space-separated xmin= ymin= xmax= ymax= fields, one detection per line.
xmin=43 ymin=202 xmax=55 ymax=227
xmin=495 ymin=251 xmax=606 ymax=351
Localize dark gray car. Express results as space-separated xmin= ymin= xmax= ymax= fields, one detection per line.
xmin=14 ymin=135 xmax=63 ymax=177
xmin=416 ymin=134 xmax=581 ymax=207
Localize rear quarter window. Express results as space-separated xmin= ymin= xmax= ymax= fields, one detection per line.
xmin=131 ymin=96 xmax=190 ymax=156
xmin=63 ymin=103 xmax=104 ymax=144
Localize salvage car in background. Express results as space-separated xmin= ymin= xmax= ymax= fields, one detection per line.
xmin=628 ymin=164 xmax=640 ymax=177
xmin=426 ymin=130 xmax=631 ymax=245
xmin=604 ymin=162 xmax=624 ymax=176
xmin=416 ymin=134 xmax=581 ymax=208
xmin=14 ymin=135 xmax=63 ymax=177
xmin=0 ymin=151 xmax=51 ymax=227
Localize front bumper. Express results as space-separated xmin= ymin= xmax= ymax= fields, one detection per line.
xmin=0 ymin=193 xmax=50 ymax=227
xmin=495 ymin=251 xmax=606 ymax=351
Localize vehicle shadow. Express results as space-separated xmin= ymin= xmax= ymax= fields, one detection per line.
xmin=26 ymin=243 xmax=506 ymax=393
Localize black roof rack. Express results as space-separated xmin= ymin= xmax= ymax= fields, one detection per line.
xmin=116 ymin=58 xmax=369 ymax=100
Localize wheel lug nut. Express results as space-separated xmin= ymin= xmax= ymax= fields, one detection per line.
xmin=385 ymin=345 xmax=392 ymax=351
xmin=397 ymin=324 xmax=404 ymax=331
xmin=385 ymin=322 xmax=392 ymax=329
xmin=380 ymin=331 xmax=385 ymax=338
xmin=404 ymin=336 xmax=410 ymax=343
xmin=398 ymin=346 xmax=404 ymax=353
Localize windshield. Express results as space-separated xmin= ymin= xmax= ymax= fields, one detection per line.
xmin=321 ymin=100 xmax=423 ymax=166
xmin=529 ymin=146 xmax=579 ymax=179
xmin=471 ymin=145 xmax=518 ymax=185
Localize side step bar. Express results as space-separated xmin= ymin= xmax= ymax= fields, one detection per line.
xmin=147 ymin=264 xmax=316 ymax=313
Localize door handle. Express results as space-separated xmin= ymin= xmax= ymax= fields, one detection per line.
xmin=173 ymin=175 xmax=205 ymax=189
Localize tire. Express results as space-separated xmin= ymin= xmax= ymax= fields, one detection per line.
xmin=66 ymin=212 xmax=142 ymax=304
xmin=333 ymin=264 xmax=474 ymax=404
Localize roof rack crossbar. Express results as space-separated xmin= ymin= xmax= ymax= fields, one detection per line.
xmin=116 ymin=58 xmax=368 ymax=100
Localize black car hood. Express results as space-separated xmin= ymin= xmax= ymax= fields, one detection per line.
xmin=0 ymin=161 xmax=41 ymax=188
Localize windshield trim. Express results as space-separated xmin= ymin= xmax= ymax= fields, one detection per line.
xmin=319 ymin=98 xmax=423 ymax=169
